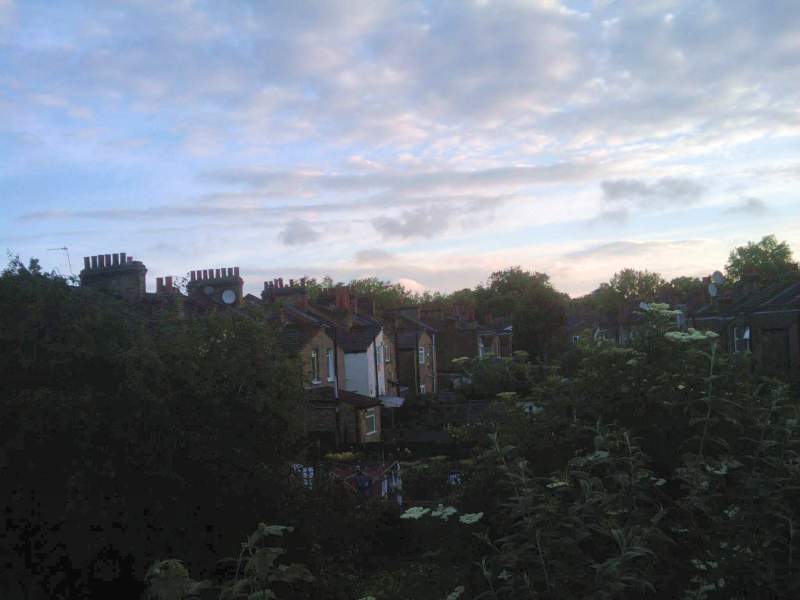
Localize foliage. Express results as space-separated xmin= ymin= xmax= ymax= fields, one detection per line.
xmin=475 ymin=267 xmax=568 ymax=361
xmin=0 ymin=260 xmax=305 ymax=597
xmin=725 ymin=234 xmax=797 ymax=284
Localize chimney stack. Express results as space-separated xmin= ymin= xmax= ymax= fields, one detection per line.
xmin=79 ymin=251 xmax=147 ymax=302
xmin=185 ymin=265 xmax=243 ymax=306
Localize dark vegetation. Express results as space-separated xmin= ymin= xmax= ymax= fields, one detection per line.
xmin=1 ymin=235 xmax=798 ymax=599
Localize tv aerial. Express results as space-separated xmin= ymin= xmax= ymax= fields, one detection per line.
xmin=47 ymin=246 xmax=73 ymax=275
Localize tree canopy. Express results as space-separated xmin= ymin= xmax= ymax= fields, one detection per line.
xmin=725 ymin=234 xmax=797 ymax=284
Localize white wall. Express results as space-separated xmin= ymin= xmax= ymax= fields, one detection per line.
xmin=345 ymin=346 xmax=372 ymax=396
xmin=344 ymin=333 xmax=387 ymax=398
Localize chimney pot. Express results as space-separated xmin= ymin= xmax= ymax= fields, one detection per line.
xmin=104 ymin=254 xmax=112 ymax=268
xmin=83 ymin=257 xmax=90 ymax=270
xmin=113 ymin=253 xmax=120 ymax=266
xmin=214 ymin=268 xmax=219 ymax=279
xmin=157 ymin=277 xmax=164 ymax=291
xmin=190 ymin=271 xmax=196 ymax=282
xmin=234 ymin=267 xmax=239 ymax=277
xmin=120 ymin=252 xmax=126 ymax=263
xmin=91 ymin=256 xmax=98 ymax=269
xmin=127 ymin=256 xmax=133 ymax=263
xmin=201 ymin=269 xmax=207 ymax=280
xmin=289 ymin=278 xmax=295 ymax=287
xmin=165 ymin=276 xmax=173 ymax=289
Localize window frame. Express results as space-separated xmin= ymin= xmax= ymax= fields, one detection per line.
xmin=365 ymin=408 xmax=377 ymax=435
xmin=311 ymin=348 xmax=321 ymax=383
xmin=734 ymin=326 xmax=751 ymax=353
xmin=418 ymin=346 xmax=425 ymax=365
xmin=326 ymin=348 xmax=335 ymax=382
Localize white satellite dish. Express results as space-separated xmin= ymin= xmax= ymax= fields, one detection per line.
xmin=711 ymin=271 xmax=724 ymax=285
xmin=221 ymin=289 xmax=236 ymax=304
xmin=203 ymin=286 xmax=215 ymax=295
xmin=708 ymin=282 xmax=718 ymax=297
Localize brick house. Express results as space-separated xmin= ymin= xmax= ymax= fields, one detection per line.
xmin=418 ymin=303 xmax=513 ymax=391
xmin=382 ymin=307 xmax=437 ymax=400
xmin=691 ymin=274 xmax=800 ymax=380
xmin=264 ymin=279 xmax=383 ymax=445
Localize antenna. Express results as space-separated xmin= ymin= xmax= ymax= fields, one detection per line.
xmin=47 ymin=246 xmax=73 ymax=275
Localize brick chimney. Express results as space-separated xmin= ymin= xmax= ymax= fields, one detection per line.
xmin=262 ymin=277 xmax=309 ymax=310
xmin=186 ymin=267 xmax=243 ymax=306
xmin=80 ymin=252 xmax=147 ymax=302
xmin=333 ymin=285 xmax=351 ymax=311
xmin=155 ymin=275 xmax=179 ymax=295
xmin=354 ymin=296 xmax=375 ymax=317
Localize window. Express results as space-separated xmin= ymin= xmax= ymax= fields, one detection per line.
xmin=734 ymin=326 xmax=750 ymax=353
xmin=419 ymin=383 xmax=426 ymax=395
xmin=326 ymin=348 xmax=335 ymax=382
xmin=425 ymin=345 xmax=431 ymax=365
xmin=572 ymin=335 xmax=581 ymax=345
xmin=384 ymin=344 xmax=391 ymax=363
xmin=418 ymin=346 xmax=425 ymax=365
xmin=365 ymin=408 xmax=377 ymax=435
xmin=311 ymin=348 xmax=321 ymax=383
xmin=377 ymin=344 xmax=384 ymax=364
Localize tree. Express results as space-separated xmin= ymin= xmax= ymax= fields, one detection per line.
xmin=608 ymin=268 xmax=665 ymax=302
xmin=0 ymin=258 xmax=305 ymax=597
xmin=660 ymin=276 xmax=705 ymax=306
xmin=725 ymin=234 xmax=797 ymax=284
xmin=476 ymin=267 xmax=568 ymax=362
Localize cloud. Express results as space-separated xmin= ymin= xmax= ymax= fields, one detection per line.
xmin=724 ymin=197 xmax=768 ymax=216
xmin=354 ymin=248 xmax=395 ymax=264
xmin=278 ymin=219 xmax=318 ymax=246
xmin=397 ymin=277 xmax=427 ymax=294
xmin=601 ymin=177 xmax=707 ymax=207
xmin=567 ymin=239 xmax=700 ymax=259
xmin=372 ymin=207 xmax=444 ymax=239
xmin=203 ymin=163 xmax=600 ymax=196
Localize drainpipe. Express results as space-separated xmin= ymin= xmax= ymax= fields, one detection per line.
xmin=431 ymin=331 xmax=437 ymax=395
xmin=331 ymin=324 xmax=341 ymax=447
xmin=414 ymin=333 xmax=420 ymax=398
xmin=373 ymin=332 xmax=380 ymax=400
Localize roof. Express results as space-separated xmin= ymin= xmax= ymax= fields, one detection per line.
xmin=339 ymin=325 xmax=380 ymax=353
xmin=305 ymin=385 xmax=380 ymax=409
xmin=396 ymin=330 xmax=419 ymax=349
xmin=398 ymin=312 xmax=436 ymax=332
xmin=278 ymin=324 xmax=323 ymax=354
xmin=693 ymin=275 xmax=800 ymax=317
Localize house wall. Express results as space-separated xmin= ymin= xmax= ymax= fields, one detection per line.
xmin=357 ymin=406 xmax=381 ymax=443
xmin=381 ymin=330 xmax=399 ymax=396
xmin=396 ymin=348 xmax=416 ymax=395
xmin=345 ymin=347 xmax=373 ymax=396
xmin=374 ymin=332 xmax=385 ymax=396
xmin=418 ymin=331 xmax=435 ymax=394
xmin=751 ymin=312 xmax=800 ymax=377
xmin=300 ymin=329 xmax=337 ymax=387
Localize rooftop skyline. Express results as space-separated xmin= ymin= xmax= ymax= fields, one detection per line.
xmin=2 ymin=0 xmax=799 ymax=297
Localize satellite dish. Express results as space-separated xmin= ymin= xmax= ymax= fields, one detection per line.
xmin=711 ymin=271 xmax=724 ymax=285
xmin=708 ymin=282 xmax=718 ymax=297
xmin=221 ymin=289 xmax=236 ymax=305
xmin=203 ymin=286 xmax=215 ymax=295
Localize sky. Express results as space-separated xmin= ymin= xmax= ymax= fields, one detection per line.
xmin=1 ymin=0 xmax=799 ymax=297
